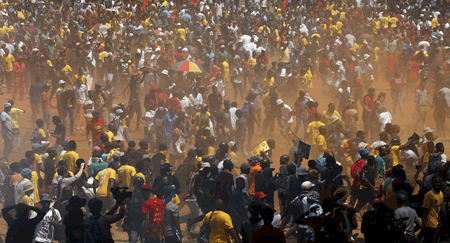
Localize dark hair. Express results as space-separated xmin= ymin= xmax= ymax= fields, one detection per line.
xmin=128 ymin=140 xmax=136 ymax=148
xmin=10 ymin=162 xmax=21 ymax=172
xmin=68 ymin=140 xmax=77 ymax=151
xmin=223 ymin=160 xmax=234 ymax=171
xmin=87 ymin=199 xmax=103 ymax=215
xmin=36 ymin=119 xmax=44 ymax=128
xmin=52 ymin=116 xmax=61 ymax=123
xmin=308 ymin=160 xmax=316 ymax=168
xmin=76 ymin=159 xmax=85 ymax=169
xmin=367 ymin=155 xmax=375 ymax=166
xmin=57 ymin=166 xmax=68 ymax=176
xmin=159 ymin=143 xmax=168 ymax=151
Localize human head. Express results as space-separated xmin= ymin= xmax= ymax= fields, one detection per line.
xmin=87 ymin=198 xmax=103 ymax=215
xmin=432 ymin=176 xmax=443 ymax=192
xmin=36 ymin=119 xmax=44 ymax=128
xmin=68 ymin=140 xmax=77 ymax=151
xmin=52 ymin=116 xmax=62 ymax=125
xmin=280 ymin=155 xmax=289 ymax=165
xmin=436 ymin=142 xmax=445 ymax=153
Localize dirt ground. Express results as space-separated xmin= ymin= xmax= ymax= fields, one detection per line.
xmin=0 ymin=70 xmax=444 ymax=242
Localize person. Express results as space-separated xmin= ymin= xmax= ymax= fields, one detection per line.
xmin=88 ymin=149 xmax=108 ymax=177
xmin=141 ymin=184 xmax=165 ymax=243
xmin=2 ymin=203 xmax=47 ymax=243
xmin=435 ymin=185 xmax=450 ymax=243
xmin=4 ymin=162 xmax=21 ymax=206
xmin=362 ymin=88 xmax=375 ymax=139
xmin=203 ymin=199 xmax=240 ymax=243
xmin=162 ymin=185 xmax=183 ymax=243
xmin=7 ymin=100 xmax=25 ymax=152
xmin=62 ymin=140 xmax=80 ymax=174
xmin=53 ymin=163 xmax=85 ymax=200
xmin=252 ymin=206 xmax=286 ymax=243
xmin=41 ymin=84 xmax=52 ymax=129
xmin=33 ymin=193 xmax=63 ymax=243
xmin=86 ymin=110 xmax=106 ymax=147
xmin=84 ymin=198 xmax=125 ymax=243
xmin=117 ymin=158 xmax=137 ymax=191
xmin=1 ymin=102 xmax=14 ymax=162
xmin=361 ymin=198 xmax=396 ymax=243
xmin=240 ymin=201 xmax=263 ymax=243
xmin=394 ymin=194 xmax=421 ymax=243
xmin=94 ymin=162 xmax=119 ymax=215
xmin=390 ymin=71 xmax=404 ymax=115
xmin=125 ymin=177 xmax=147 ymax=243
xmin=233 ymin=109 xmax=249 ymax=159
xmin=422 ymin=176 xmax=444 ymax=243
xmin=414 ymin=80 xmax=428 ymax=131
xmin=29 ymin=77 xmax=43 ymax=123
xmin=50 ymin=116 xmax=66 ymax=147
xmin=152 ymin=163 xmax=181 ymax=201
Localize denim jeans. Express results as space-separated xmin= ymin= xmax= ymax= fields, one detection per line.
xmin=12 ymin=128 xmax=21 ymax=150
xmin=63 ymin=108 xmax=75 ymax=135
xmin=128 ymin=230 xmax=140 ymax=243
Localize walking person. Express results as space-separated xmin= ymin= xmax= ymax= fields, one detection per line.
xmin=7 ymin=100 xmax=25 ymax=152
xmin=390 ymin=71 xmax=404 ymax=115
xmin=12 ymin=55 xmax=26 ymax=100
xmin=1 ymin=102 xmax=14 ymax=162
xmin=41 ymin=84 xmax=52 ymax=130
xmin=414 ymin=79 xmax=428 ymax=131
xmin=30 ymin=77 xmax=43 ymax=124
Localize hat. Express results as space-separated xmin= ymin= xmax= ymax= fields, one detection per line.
xmin=182 ymin=47 xmax=188 ymax=52
xmin=328 ymin=115 xmax=339 ymax=124
xmin=364 ymin=54 xmax=370 ymax=60
xmin=4 ymin=102 xmax=11 ymax=108
xmin=115 ymin=109 xmax=124 ymax=114
xmin=248 ymin=201 xmax=263 ymax=214
xmin=276 ymin=99 xmax=284 ymax=105
xmin=133 ymin=177 xmax=145 ymax=187
xmin=336 ymin=61 xmax=342 ymax=66
xmin=199 ymin=162 xmax=211 ymax=171
xmin=248 ymin=156 xmax=263 ymax=163
xmin=228 ymin=141 xmax=236 ymax=148
xmin=333 ymin=186 xmax=351 ymax=202
xmin=254 ymin=191 xmax=267 ymax=199
xmin=423 ymin=127 xmax=434 ymax=134
xmin=59 ymin=80 xmax=65 ymax=84
xmin=301 ymin=181 xmax=315 ymax=190
xmin=39 ymin=193 xmax=53 ymax=202
xmin=161 ymin=70 xmax=169 ymax=75
xmin=373 ymin=198 xmax=384 ymax=204
xmin=240 ymin=163 xmax=250 ymax=171
xmin=296 ymin=167 xmax=309 ymax=176
xmin=142 ymin=185 xmax=153 ymax=191
xmin=21 ymin=168 xmax=32 ymax=176
xmin=359 ymin=147 xmax=369 ymax=156
xmin=68 ymin=196 xmax=87 ymax=208
xmin=112 ymin=136 xmax=122 ymax=142
xmin=155 ymin=48 xmax=161 ymax=52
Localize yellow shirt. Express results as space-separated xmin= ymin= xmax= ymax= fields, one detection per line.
xmin=423 ymin=190 xmax=444 ymax=228
xmin=98 ymin=51 xmax=109 ymax=62
xmin=18 ymin=194 xmax=34 ymax=206
xmin=176 ymin=28 xmax=186 ymax=40
xmin=390 ymin=145 xmax=400 ymax=166
xmin=134 ymin=172 xmax=146 ymax=184
xmin=107 ymin=148 xmax=120 ymax=162
xmin=307 ymin=121 xmax=325 ymax=145
xmin=312 ymin=134 xmax=327 ymax=159
xmin=106 ymin=131 xmax=114 ymax=141
xmin=62 ymin=151 xmax=80 ymax=174
xmin=62 ymin=64 xmax=72 ymax=73
xmin=38 ymin=128 xmax=47 ymax=140
xmin=9 ymin=107 xmax=24 ymax=129
xmin=208 ymin=146 xmax=215 ymax=156
xmin=322 ymin=110 xmax=341 ymax=125
xmin=432 ymin=18 xmax=438 ymax=28
xmin=3 ymin=54 xmax=15 ymax=72
xmin=222 ymin=61 xmax=229 ymax=82
xmin=117 ymin=165 xmax=136 ymax=191
xmin=203 ymin=211 xmax=234 ymax=243
xmin=30 ymin=171 xmax=39 ymax=203
xmin=95 ymin=168 xmax=117 ymax=197
xmin=32 ymin=153 xmax=43 ymax=179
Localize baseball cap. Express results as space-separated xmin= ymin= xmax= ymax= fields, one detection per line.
xmin=301 ymin=181 xmax=315 ymax=190
xmin=21 ymin=168 xmax=32 ymax=176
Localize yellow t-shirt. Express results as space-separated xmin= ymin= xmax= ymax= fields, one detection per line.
xmin=222 ymin=61 xmax=229 ymax=82
xmin=98 ymin=51 xmax=109 ymax=62
xmin=30 ymin=171 xmax=39 ymax=203
xmin=208 ymin=146 xmax=215 ymax=156
xmin=9 ymin=108 xmax=24 ymax=129
xmin=107 ymin=148 xmax=119 ymax=162
xmin=95 ymin=168 xmax=117 ymax=197
xmin=117 ymin=165 xmax=136 ymax=191
xmin=32 ymin=153 xmax=43 ymax=179
xmin=390 ymin=145 xmax=400 ymax=166
xmin=322 ymin=110 xmax=341 ymax=125
xmin=106 ymin=131 xmax=114 ymax=141
xmin=62 ymin=151 xmax=80 ymax=174
xmin=62 ymin=64 xmax=73 ymax=74
xmin=38 ymin=128 xmax=47 ymax=139
xmin=307 ymin=121 xmax=325 ymax=145
xmin=203 ymin=211 xmax=234 ymax=243
xmin=312 ymin=134 xmax=327 ymax=159
xmin=423 ymin=190 xmax=444 ymax=228
xmin=176 ymin=28 xmax=186 ymax=40
xmin=18 ymin=194 xmax=34 ymax=206
xmin=3 ymin=54 xmax=15 ymax=72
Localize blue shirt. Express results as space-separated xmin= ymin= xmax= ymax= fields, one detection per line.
xmin=375 ymin=155 xmax=386 ymax=178
xmin=89 ymin=160 xmax=109 ymax=177
xmin=162 ymin=114 xmax=177 ymax=137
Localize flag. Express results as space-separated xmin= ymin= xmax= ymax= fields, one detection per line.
xmin=296 ymin=139 xmax=311 ymax=162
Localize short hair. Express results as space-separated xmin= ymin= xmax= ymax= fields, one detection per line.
xmin=87 ymin=199 xmax=103 ymax=214
xmin=128 ymin=140 xmax=136 ymax=148
xmin=68 ymin=140 xmax=77 ymax=150
xmin=36 ymin=119 xmax=44 ymax=128
xmin=159 ymin=143 xmax=168 ymax=151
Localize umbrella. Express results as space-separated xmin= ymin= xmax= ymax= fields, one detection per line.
xmin=171 ymin=61 xmax=205 ymax=73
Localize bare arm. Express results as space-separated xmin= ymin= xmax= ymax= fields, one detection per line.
xmin=103 ymin=204 xmax=125 ymax=224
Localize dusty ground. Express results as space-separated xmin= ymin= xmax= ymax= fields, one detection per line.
xmin=0 ymin=69 xmax=443 ymax=242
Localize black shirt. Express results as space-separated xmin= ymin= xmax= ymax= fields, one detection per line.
xmin=215 ymin=171 xmax=234 ymax=205
xmin=5 ymin=210 xmax=46 ymax=243
xmin=152 ymin=175 xmax=180 ymax=199
xmin=150 ymin=152 xmax=166 ymax=175
xmin=53 ymin=123 xmax=66 ymax=145
xmin=129 ymin=149 xmax=148 ymax=167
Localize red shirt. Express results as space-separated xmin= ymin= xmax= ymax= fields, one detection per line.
xmin=166 ymin=97 xmax=181 ymax=110
xmin=142 ymin=198 xmax=165 ymax=235
xmin=86 ymin=118 xmax=105 ymax=142
xmin=351 ymin=159 xmax=367 ymax=189
xmin=363 ymin=95 xmax=374 ymax=118
xmin=41 ymin=91 xmax=51 ymax=113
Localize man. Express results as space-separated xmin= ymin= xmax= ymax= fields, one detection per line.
xmin=234 ymin=110 xmax=249 ymax=159
xmin=293 ymin=90 xmax=309 ymax=137
xmin=33 ymin=193 xmax=63 ymax=243
xmin=362 ymin=88 xmax=375 ymax=138
xmin=93 ymin=83 xmax=108 ymax=120
xmin=215 ymin=160 xmax=235 ymax=206
xmin=414 ymin=80 xmax=428 ymax=131
xmin=55 ymin=80 xmax=66 ymax=120
xmin=2 ymin=203 xmax=46 ymax=242
xmin=322 ymin=103 xmax=341 ymax=126
xmin=422 ymin=176 xmax=444 ymax=243
xmin=395 ymin=194 xmax=421 ymax=243
xmin=354 ymin=155 xmax=378 ymax=212
xmin=1 ymin=102 xmax=14 ymax=162
xmin=129 ymin=140 xmax=149 ymax=167
xmin=84 ymin=198 xmax=125 ymax=243
xmin=142 ymin=184 xmax=165 ymax=243
xmin=242 ymin=94 xmax=259 ymax=149
xmin=349 ymin=148 xmax=369 ymax=207
xmin=203 ymin=199 xmax=240 ymax=243
xmin=61 ymin=140 xmax=80 ymax=174
xmin=311 ymin=126 xmax=327 ymax=160
xmin=7 ymin=100 xmax=25 ymax=152
xmin=117 ymin=158 xmax=137 ymax=191
xmin=208 ymin=85 xmax=223 ymax=118
xmin=240 ymin=201 xmax=263 ymax=243
xmin=163 ymin=185 xmax=183 ymax=243
xmin=29 ymin=77 xmax=43 ymax=123
xmin=50 ymin=116 xmax=65 ymax=147
xmin=276 ymin=99 xmax=293 ymax=143
xmin=151 ymin=143 xmax=169 ymax=175
xmin=361 ymin=198 xmax=395 ymax=243
xmin=86 ymin=110 xmax=106 ymax=147
xmin=41 ymin=84 xmax=51 ymax=129
xmin=125 ymin=177 xmax=147 ymax=243
xmin=252 ymin=206 xmax=287 ymax=243
xmin=306 ymin=113 xmax=325 ymax=144
xmin=52 ymin=163 xmax=85 ymax=199
xmin=390 ymin=71 xmax=404 ymax=115
xmin=94 ymin=162 xmax=119 ymax=214
xmin=61 ymin=87 xmax=76 ymax=135
xmin=15 ymin=168 xmax=34 ymax=204
xmin=163 ymin=106 xmax=178 ymax=146
xmin=375 ymin=146 xmax=387 ymax=179
xmin=4 ymin=162 xmax=21 ymax=206
xmin=152 ymin=163 xmax=181 ymax=200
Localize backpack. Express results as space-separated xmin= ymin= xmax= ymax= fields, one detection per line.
xmin=1 ymin=173 xmax=14 ymax=196
xmin=84 ymin=215 xmax=113 ymax=243
xmin=262 ymin=26 xmax=269 ymax=38
xmin=242 ymin=102 xmax=250 ymax=119
xmin=351 ymin=159 xmax=366 ymax=179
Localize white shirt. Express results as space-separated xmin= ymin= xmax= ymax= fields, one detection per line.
xmin=230 ymin=107 xmax=238 ymax=130
xmin=281 ymin=104 xmax=293 ymax=123
xmin=75 ymin=84 xmax=88 ymax=104
xmin=15 ymin=178 xmax=33 ymax=204
xmin=33 ymin=209 xmax=62 ymax=243
xmin=378 ymin=111 xmax=392 ymax=131
xmin=189 ymin=93 xmax=203 ymax=108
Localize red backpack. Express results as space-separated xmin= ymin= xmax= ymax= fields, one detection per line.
xmin=350 ymin=159 xmax=367 ymax=188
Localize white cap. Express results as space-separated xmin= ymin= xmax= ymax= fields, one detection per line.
xmin=4 ymin=102 xmax=12 ymax=108
xmin=301 ymin=181 xmax=315 ymax=190
xmin=155 ymin=48 xmax=161 ymax=52
xmin=59 ymin=80 xmax=65 ymax=84
xmin=199 ymin=162 xmax=211 ymax=171
xmin=32 ymin=48 xmax=39 ymax=52
xmin=276 ymin=99 xmax=283 ymax=105
xmin=161 ymin=70 xmax=169 ymax=75
xmin=228 ymin=141 xmax=236 ymax=148
xmin=182 ymin=47 xmax=188 ymax=52
xmin=115 ymin=109 xmax=124 ymax=114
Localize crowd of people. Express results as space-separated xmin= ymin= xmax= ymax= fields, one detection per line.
xmin=2 ymin=0 xmax=450 ymax=242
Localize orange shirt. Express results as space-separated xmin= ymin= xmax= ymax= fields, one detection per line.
xmin=248 ymin=163 xmax=262 ymax=195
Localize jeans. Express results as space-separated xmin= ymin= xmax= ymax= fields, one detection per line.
xmin=63 ymin=108 xmax=75 ymax=135
xmin=12 ymin=128 xmax=20 ymax=150
xmin=143 ymin=234 xmax=162 ymax=243
xmin=236 ymin=137 xmax=249 ymax=159
xmin=2 ymin=133 xmax=14 ymax=162
xmin=128 ymin=230 xmax=140 ymax=243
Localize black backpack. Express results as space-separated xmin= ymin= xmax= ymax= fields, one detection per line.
xmin=84 ymin=215 xmax=113 ymax=243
